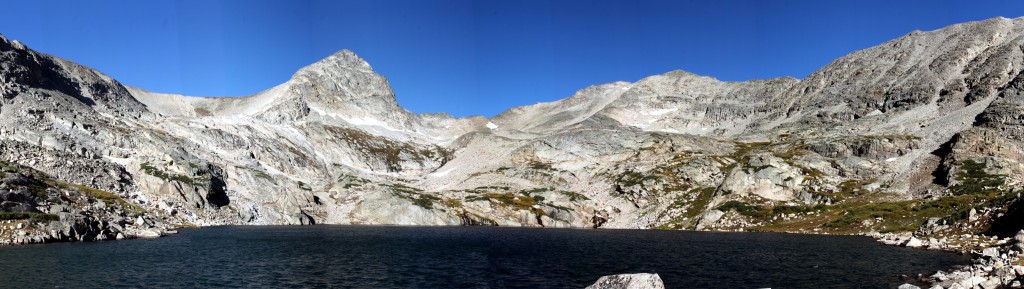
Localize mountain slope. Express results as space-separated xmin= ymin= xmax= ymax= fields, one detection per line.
xmin=0 ymin=17 xmax=1023 ymax=242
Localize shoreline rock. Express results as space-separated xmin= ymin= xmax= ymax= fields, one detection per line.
xmin=871 ymin=230 xmax=1024 ymax=289
xmin=586 ymin=273 xmax=665 ymax=289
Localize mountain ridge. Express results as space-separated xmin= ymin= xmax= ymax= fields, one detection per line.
xmin=0 ymin=17 xmax=1022 ymax=247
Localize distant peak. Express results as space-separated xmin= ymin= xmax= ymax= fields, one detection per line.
xmin=292 ymin=49 xmax=374 ymax=79
xmin=318 ymin=49 xmax=373 ymax=70
xmin=662 ymin=69 xmax=700 ymax=78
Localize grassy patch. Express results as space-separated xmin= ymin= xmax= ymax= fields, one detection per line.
xmin=742 ymin=164 xmax=773 ymax=174
xmin=656 ymin=187 xmax=720 ymax=230
xmin=297 ymin=181 xmax=312 ymax=191
xmin=386 ymin=183 xmax=441 ymax=210
xmin=807 ymin=160 xmax=1012 ymax=233
xmin=682 ymin=187 xmax=717 ymax=220
xmin=557 ymin=190 xmax=590 ymax=202
xmin=463 ymin=189 xmax=549 ymax=216
xmin=141 ymin=162 xmax=204 ymax=186
xmin=717 ymin=200 xmax=828 ymax=220
xmin=235 ymin=166 xmax=275 ymax=184
xmin=337 ymin=174 xmax=370 ymax=189
xmin=444 ymin=198 xmax=462 ymax=208
xmin=0 ymin=212 xmax=58 ymax=223
xmin=325 ymin=126 xmax=451 ymax=171
xmin=50 ymin=181 xmax=142 ymax=211
xmin=614 ymin=170 xmax=660 ymax=187
xmin=950 ymin=160 xmax=1005 ymax=196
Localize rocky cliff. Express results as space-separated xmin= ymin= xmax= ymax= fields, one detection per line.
xmin=2 ymin=17 xmax=1024 ymax=245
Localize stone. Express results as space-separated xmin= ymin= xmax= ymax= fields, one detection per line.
xmin=980 ymin=247 xmax=999 ymax=259
xmin=905 ymin=237 xmax=924 ymax=248
xmin=898 ymin=284 xmax=921 ymax=289
xmin=585 ymin=273 xmax=665 ymax=289
xmin=1014 ymin=230 xmax=1024 ymax=244
xmin=981 ymin=279 xmax=1000 ymax=289
xmin=136 ymin=229 xmax=161 ymax=239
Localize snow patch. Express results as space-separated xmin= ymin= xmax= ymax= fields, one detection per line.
xmin=309 ymin=105 xmax=413 ymax=135
xmin=428 ymin=168 xmax=454 ymax=177
xmin=486 ymin=122 xmax=499 ymax=129
xmin=103 ymin=155 xmax=131 ymax=166
xmin=885 ymin=157 xmax=898 ymax=162
xmin=648 ymin=108 xmax=678 ymax=116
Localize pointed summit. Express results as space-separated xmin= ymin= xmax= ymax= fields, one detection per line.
xmin=293 ymin=49 xmax=374 ymax=79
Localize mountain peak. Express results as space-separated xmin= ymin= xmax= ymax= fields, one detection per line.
xmin=294 ymin=49 xmax=373 ymax=77
xmin=325 ymin=49 xmax=373 ymax=69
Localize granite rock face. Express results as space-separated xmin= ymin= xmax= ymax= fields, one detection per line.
xmin=2 ymin=17 xmax=1024 ymax=235
xmin=0 ymin=160 xmax=170 ymax=245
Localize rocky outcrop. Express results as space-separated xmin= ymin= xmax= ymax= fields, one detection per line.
xmin=0 ymin=159 xmax=170 ymax=245
xmin=913 ymin=230 xmax=1024 ymax=289
xmin=585 ymin=273 xmax=665 ymax=289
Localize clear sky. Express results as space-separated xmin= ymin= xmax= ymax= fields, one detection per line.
xmin=1 ymin=0 xmax=1022 ymax=117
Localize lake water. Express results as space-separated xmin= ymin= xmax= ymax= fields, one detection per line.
xmin=0 ymin=226 xmax=968 ymax=288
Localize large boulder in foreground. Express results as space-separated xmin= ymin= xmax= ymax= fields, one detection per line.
xmin=585 ymin=273 xmax=665 ymax=289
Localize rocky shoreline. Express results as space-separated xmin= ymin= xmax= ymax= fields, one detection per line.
xmin=0 ymin=218 xmax=174 ymax=246
xmin=873 ymin=231 xmax=1024 ymax=289
xmin=0 ymin=161 xmax=175 ymax=245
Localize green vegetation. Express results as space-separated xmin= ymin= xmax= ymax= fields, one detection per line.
xmin=444 ymin=198 xmax=463 ymax=208
xmin=717 ymin=200 xmax=765 ymax=218
xmin=251 ymin=168 xmax=273 ymax=181
xmin=528 ymin=161 xmax=553 ymax=171
xmin=0 ymin=212 xmax=58 ymax=223
xmin=950 ymin=160 xmax=1005 ymax=196
xmin=337 ymin=174 xmax=370 ymax=189
xmin=49 ymin=181 xmax=142 ymax=211
xmin=742 ymin=164 xmax=773 ymax=174
xmin=297 ymin=181 xmax=312 ymax=191
xmin=386 ymin=183 xmax=441 ymax=209
xmin=814 ymin=160 xmax=1011 ymax=233
xmin=614 ymin=170 xmax=660 ymax=187
xmin=489 ymin=192 xmax=537 ymax=209
xmin=284 ymin=144 xmax=315 ymax=164
xmin=462 ymin=187 xmax=565 ymax=217
xmin=655 ymin=187 xmax=721 ymax=230
xmin=716 ymin=200 xmax=827 ymax=220
xmin=140 ymin=162 xmax=204 ymax=186
xmin=682 ymin=187 xmax=717 ymax=220
xmin=325 ymin=126 xmax=452 ymax=171
xmin=557 ymin=190 xmax=589 ymax=202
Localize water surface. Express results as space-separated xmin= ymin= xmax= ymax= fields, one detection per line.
xmin=0 ymin=226 xmax=968 ymax=288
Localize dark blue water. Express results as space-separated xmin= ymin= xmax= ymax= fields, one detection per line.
xmin=0 ymin=226 xmax=967 ymax=288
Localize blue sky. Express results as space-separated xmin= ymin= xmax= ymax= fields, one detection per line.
xmin=1 ymin=0 xmax=1022 ymax=117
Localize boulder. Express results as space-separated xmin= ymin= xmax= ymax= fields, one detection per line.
xmin=904 ymin=237 xmax=924 ymax=248
xmin=585 ymin=273 xmax=665 ymax=289
xmin=897 ymin=284 xmax=921 ymax=289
